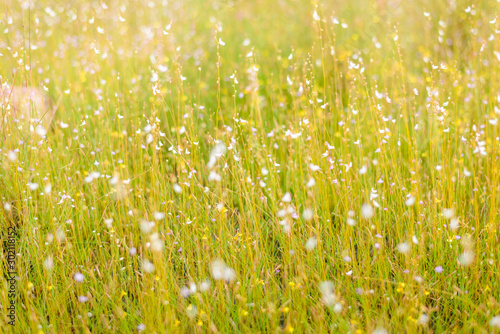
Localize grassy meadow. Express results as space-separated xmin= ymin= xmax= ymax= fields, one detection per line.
xmin=2 ymin=0 xmax=500 ymax=332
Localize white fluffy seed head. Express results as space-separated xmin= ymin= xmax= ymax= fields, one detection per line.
xmin=211 ymin=259 xmax=236 ymax=282
xmin=199 ymin=279 xmax=211 ymax=292
xmin=208 ymin=170 xmax=222 ymax=182
xmin=55 ymin=228 xmax=65 ymax=242
xmin=207 ymin=143 xmax=226 ymax=169
xmin=3 ymin=202 xmax=12 ymax=211
xmin=397 ymin=242 xmax=410 ymax=254
xmin=44 ymin=256 xmax=54 ymax=271
xmin=74 ymin=272 xmax=85 ymax=282
xmin=302 ymin=208 xmax=314 ymax=221
xmin=305 ymin=237 xmax=317 ymax=251
xmin=211 ymin=260 xmax=224 ymax=279
xmin=142 ymin=259 xmax=155 ymax=273
xmin=449 ymin=218 xmax=459 ymax=230
xmin=223 ymin=267 xmax=236 ymax=281
xmin=7 ymin=151 xmax=17 ymax=161
xmin=153 ymin=212 xmax=165 ymax=220
xmin=361 ymin=203 xmax=374 ymax=219
xmin=306 ymin=177 xmax=316 ymax=187
xmin=150 ymin=233 xmax=164 ymax=252
xmin=180 ymin=286 xmax=191 ymax=298
xmin=319 ymin=281 xmax=336 ymax=306
xmin=418 ymin=314 xmax=429 ymax=325
xmin=35 ymin=125 xmax=47 ymax=136
xmin=443 ymin=208 xmax=455 ymax=219
xmin=405 ymin=196 xmax=416 ymax=206
xmin=139 ymin=220 xmax=155 ymax=234
xmin=173 ymin=183 xmax=182 ymax=193
xmin=458 ymin=251 xmax=475 ymax=266
xmin=490 ymin=315 xmax=500 ymax=329
xmin=373 ymin=328 xmax=389 ymax=334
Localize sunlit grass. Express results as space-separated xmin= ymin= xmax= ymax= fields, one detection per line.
xmin=1 ymin=0 xmax=500 ymax=332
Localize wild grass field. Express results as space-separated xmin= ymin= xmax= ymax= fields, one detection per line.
xmin=1 ymin=0 xmax=500 ymax=332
